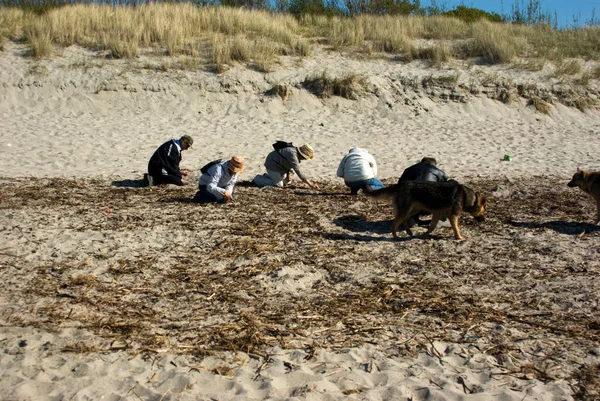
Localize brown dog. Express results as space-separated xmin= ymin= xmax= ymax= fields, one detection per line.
xmin=365 ymin=180 xmax=487 ymax=240
xmin=567 ymin=169 xmax=600 ymax=224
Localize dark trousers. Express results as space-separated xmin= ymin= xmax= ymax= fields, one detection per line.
xmin=149 ymin=167 xmax=183 ymax=186
xmin=193 ymin=186 xmax=223 ymax=203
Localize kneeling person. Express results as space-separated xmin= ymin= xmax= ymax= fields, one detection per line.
xmin=253 ymin=143 xmax=319 ymax=190
xmin=147 ymin=135 xmax=193 ymax=186
xmin=193 ymin=156 xmax=244 ymax=203
xmin=337 ymin=148 xmax=384 ymax=195
xmin=398 ymin=157 xmax=448 ymax=183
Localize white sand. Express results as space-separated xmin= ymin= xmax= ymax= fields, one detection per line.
xmin=1 ymin=43 xmax=599 ymax=182
xmin=1 ymin=41 xmax=600 ymax=400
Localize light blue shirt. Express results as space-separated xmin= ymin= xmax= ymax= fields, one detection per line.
xmin=198 ymin=161 xmax=239 ymax=198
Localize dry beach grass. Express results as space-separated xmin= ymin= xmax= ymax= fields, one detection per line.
xmin=1 ymin=176 xmax=599 ymax=398
xmin=1 ymin=4 xmax=599 ymax=72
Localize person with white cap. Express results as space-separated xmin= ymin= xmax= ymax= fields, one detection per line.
xmin=193 ymin=155 xmax=245 ymax=203
xmin=253 ymin=143 xmax=320 ymax=190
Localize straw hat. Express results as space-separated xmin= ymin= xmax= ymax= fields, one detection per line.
xmin=228 ymin=155 xmax=245 ymax=173
xmin=298 ymin=143 xmax=315 ymax=160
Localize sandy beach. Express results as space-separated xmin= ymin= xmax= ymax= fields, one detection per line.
xmin=1 ymin=40 xmax=600 ymax=401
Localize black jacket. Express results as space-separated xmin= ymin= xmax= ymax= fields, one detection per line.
xmin=148 ymin=139 xmax=183 ymax=184
xmin=398 ymin=162 xmax=448 ymax=183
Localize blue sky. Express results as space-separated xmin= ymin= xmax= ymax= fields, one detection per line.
xmin=435 ymin=0 xmax=598 ymax=26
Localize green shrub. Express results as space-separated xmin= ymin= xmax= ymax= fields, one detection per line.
xmin=442 ymin=6 xmax=503 ymax=23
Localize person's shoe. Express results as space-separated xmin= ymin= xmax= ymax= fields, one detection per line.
xmin=144 ymin=174 xmax=154 ymax=187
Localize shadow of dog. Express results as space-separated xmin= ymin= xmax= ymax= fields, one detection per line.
xmin=508 ymin=220 xmax=600 ymax=235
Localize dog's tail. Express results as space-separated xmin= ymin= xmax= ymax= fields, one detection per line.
xmin=363 ymin=183 xmax=398 ymax=200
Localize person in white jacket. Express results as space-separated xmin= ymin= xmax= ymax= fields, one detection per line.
xmin=336 ymin=148 xmax=384 ymax=195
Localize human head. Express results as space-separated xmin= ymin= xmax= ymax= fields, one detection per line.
xmin=420 ymin=157 xmax=437 ymax=166
xmin=180 ymin=135 xmax=193 ymax=150
xmin=298 ymin=144 xmax=315 ymax=160
xmin=228 ymin=155 xmax=245 ymax=174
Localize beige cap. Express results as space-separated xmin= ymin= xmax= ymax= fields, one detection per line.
xmin=298 ymin=143 xmax=315 ymax=160
xmin=228 ymin=155 xmax=245 ymax=173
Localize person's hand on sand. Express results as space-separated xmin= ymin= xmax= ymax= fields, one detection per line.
xmin=306 ymin=180 xmax=320 ymax=190
xmin=181 ymin=170 xmax=189 ymax=176
xmin=223 ymin=191 xmax=233 ymax=202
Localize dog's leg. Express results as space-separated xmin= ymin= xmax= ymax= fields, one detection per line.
xmin=391 ymin=217 xmax=402 ymax=239
xmin=425 ymin=214 xmax=441 ymax=236
xmin=392 ymin=215 xmax=413 ymax=238
xmin=391 ymin=198 xmax=414 ymax=238
xmin=400 ymin=205 xmax=421 ymax=237
xmin=449 ymin=215 xmax=465 ymax=240
xmin=402 ymin=220 xmax=414 ymax=237
xmin=596 ymin=201 xmax=600 ymax=224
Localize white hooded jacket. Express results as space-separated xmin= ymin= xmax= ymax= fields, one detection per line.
xmin=336 ymin=148 xmax=377 ymax=183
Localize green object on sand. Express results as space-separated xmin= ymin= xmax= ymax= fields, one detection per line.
xmin=503 ymin=155 xmax=512 ymax=162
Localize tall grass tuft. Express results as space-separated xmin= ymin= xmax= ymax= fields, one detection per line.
xmin=23 ymin=17 xmax=52 ymax=58
xmin=530 ymin=96 xmax=550 ymax=114
xmin=460 ymin=20 xmax=525 ymax=63
xmin=411 ymin=42 xmax=453 ymax=66
xmin=421 ymin=15 xmax=469 ymax=40
xmin=0 ymin=7 xmax=24 ymax=40
xmin=302 ymin=71 xmax=367 ymax=99
xmin=210 ymin=33 xmax=279 ymax=72
xmin=554 ymin=59 xmax=582 ymax=76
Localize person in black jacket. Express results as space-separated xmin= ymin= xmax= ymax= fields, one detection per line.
xmin=398 ymin=157 xmax=448 ymax=183
xmin=398 ymin=157 xmax=449 ymax=226
xmin=147 ymin=135 xmax=193 ymax=186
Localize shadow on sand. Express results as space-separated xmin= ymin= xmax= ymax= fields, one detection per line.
xmin=321 ymin=232 xmax=398 ymax=242
xmin=162 ymin=197 xmax=196 ymax=204
xmin=327 ymin=215 xmax=449 ymax=242
xmin=333 ymin=215 xmax=392 ymax=235
xmin=508 ymin=220 xmax=600 ymax=235
xmin=111 ymin=178 xmax=148 ymax=188
xmin=294 ymin=190 xmax=346 ymax=197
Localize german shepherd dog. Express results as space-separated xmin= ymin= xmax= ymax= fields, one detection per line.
xmin=567 ymin=169 xmax=600 ymax=224
xmin=365 ymin=180 xmax=487 ymax=240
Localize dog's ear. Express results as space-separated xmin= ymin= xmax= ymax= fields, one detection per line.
xmin=464 ymin=188 xmax=476 ymax=208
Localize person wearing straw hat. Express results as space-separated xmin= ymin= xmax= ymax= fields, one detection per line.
xmin=146 ymin=135 xmax=193 ymax=186
xmin=253 ymin=143 xmax=320 ymax=190
xmin=193 ymin=155 xmax=245 ymax=203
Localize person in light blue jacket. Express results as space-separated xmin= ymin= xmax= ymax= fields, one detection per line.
xmin=193 ymin=155 xmax=245 ymax=204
